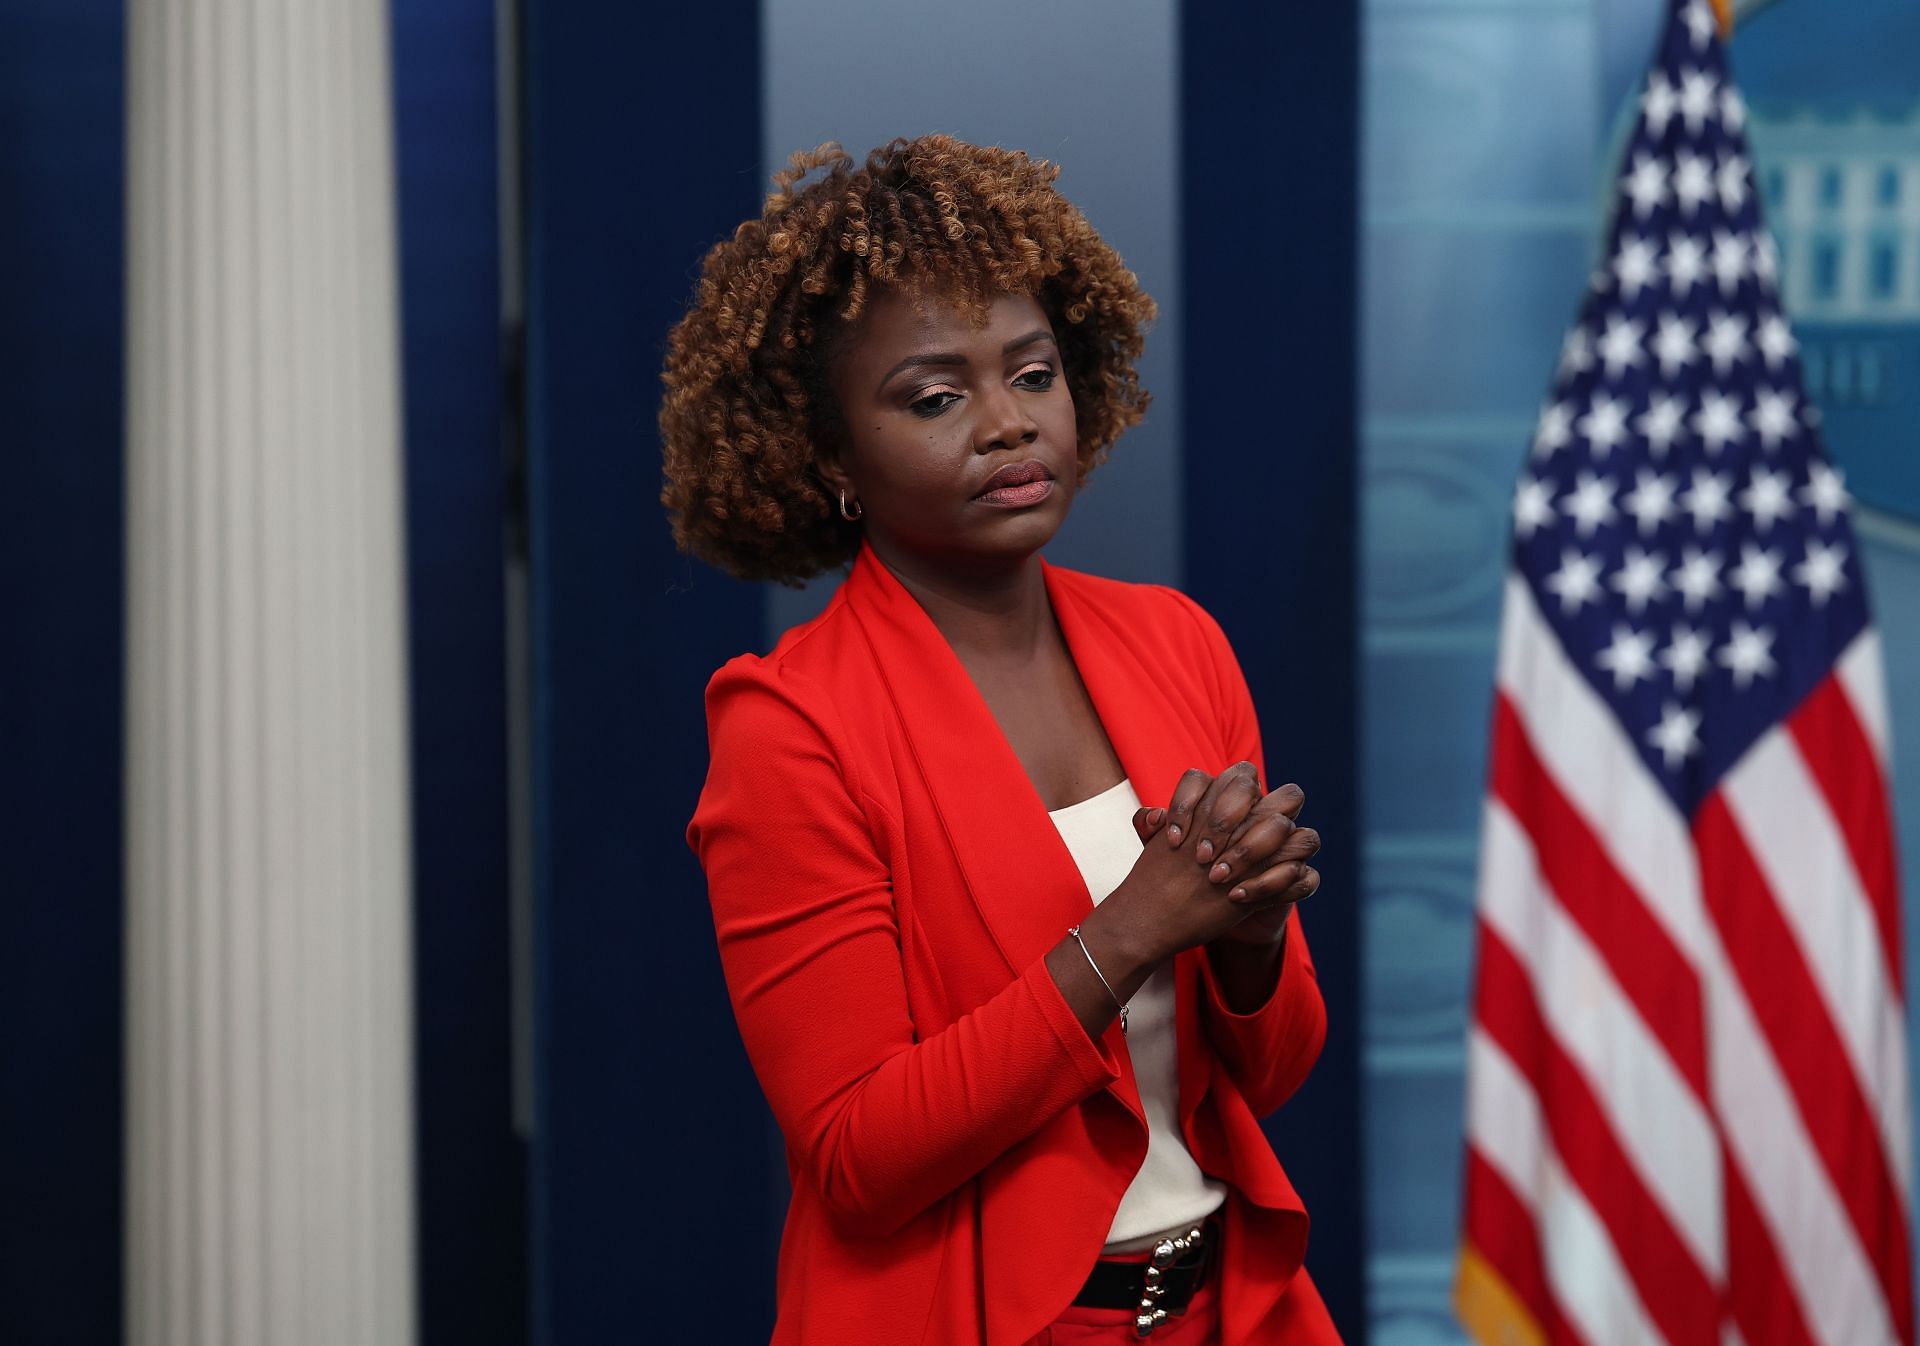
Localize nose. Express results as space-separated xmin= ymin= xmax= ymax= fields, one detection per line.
xmin=974 ymin=381 xmax=1039 ymax=453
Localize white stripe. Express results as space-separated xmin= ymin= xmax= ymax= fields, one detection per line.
xmin=1836 ymin=629 xmax=1892 ymax=768
xmin=1494 ymin=574 xmax=1895 ymax=1346
xmin=1496 ymin=576 xmax=1711 ymax=968
xmin=1467 ymin=1030 xmax=1669 ymax=1346
xmin=1721 ymin=730 xmax=1913 ymax=1203
xmin=1707 ymin=956 xmax=1899 ymax=1346
xmin=1479 ymin=799 xmax=1723 ymax=1280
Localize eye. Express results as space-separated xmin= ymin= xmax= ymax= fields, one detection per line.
xmin=1014 ymin=365 xmax=1057 ymax=390
xmin=908 ymin=390 xmax=961 ymax=418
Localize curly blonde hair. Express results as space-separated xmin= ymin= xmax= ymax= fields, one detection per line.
xmin=658 ymin=134 xmax=1158 ymax=586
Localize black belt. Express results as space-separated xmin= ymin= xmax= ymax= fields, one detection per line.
xmin=1071 ymin=1218 xmax=1218 ymax=1337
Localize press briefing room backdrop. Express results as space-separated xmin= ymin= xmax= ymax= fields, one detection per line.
xmin=6 ymin=0 xmax=1919 ymax=1343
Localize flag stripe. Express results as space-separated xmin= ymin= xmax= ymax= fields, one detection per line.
xmin=1475 ymin=921 xmax=1720 ymax=1343
xmin=1479 ymin=797 xmax=1722 ymax=1277
xmin=1490 ymin=691 xmax=1708 ymax=1096
xmin=1467 ymin=1030 xmax=1666 ymax=1346
xmin=1463 ymin=1151 xmax=1584 ymax=1346
xmin=1722 ymin=1148 xmax=1820 ymax=1346
xmin=1695 ymin=791 xmax=1914 ymax=1344
xmin=1702 ymin=916 xmax=1898 ymax=1346
xmin=1836 ymin=629 xmax=1892 ymax=768
xmin=1720 ymin=720 xmax=1913 ymax=1203
xmin=1788 ymin=671 xmax=1904 ymax=996
xmin=1496 ymin=575 xmax=1711 ymax=966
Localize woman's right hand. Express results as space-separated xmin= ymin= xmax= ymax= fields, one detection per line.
xmin=1056 ymin=768 xmax=1314 ymax=1021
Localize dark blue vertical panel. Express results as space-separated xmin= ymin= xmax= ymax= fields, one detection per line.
xmin=1180 ymin=7 xmax=1366 ymax=1341
xmin=390 ymin=3 xmax=526 ymax=1344
xmin=521 ymin=3 xmax=774 ymax=1343
xmin=0 ymin=4 xmax=125 ymax=1343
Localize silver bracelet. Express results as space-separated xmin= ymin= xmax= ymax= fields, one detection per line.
xmin=1067 ymin=924 xmax=1128 ymax=1035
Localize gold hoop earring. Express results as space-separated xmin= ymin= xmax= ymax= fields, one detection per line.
xmin=839 ymin=490 xmax=863 ymax=522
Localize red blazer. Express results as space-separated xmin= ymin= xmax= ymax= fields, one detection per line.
xmin=688 ymin=536 xmax=1340 ymax=1346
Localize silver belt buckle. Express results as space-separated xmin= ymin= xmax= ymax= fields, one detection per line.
xmin=1133 ymin=1224 xmax=1205 ymax=1338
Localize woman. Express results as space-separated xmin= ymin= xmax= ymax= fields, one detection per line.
xmin=667 ymin=135 xmax=1341 ymax=1346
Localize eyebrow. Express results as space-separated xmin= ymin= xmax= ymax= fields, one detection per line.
xmin=876 ymin=328 xmax=1055 ymax=394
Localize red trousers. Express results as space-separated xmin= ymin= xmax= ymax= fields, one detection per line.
xmin=1021 ymin=1281 xmax=1219 ymax=1345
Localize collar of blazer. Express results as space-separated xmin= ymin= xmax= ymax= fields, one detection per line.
xmin=839 ymin=535 xmax=1220 ymax=1001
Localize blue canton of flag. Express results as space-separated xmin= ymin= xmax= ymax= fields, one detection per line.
xmin=1514 ymin=0 xmax=1869 ymax=814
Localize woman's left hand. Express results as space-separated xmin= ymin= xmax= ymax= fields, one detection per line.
xmin=1131 ymin=768 xmax=1320 ymax=945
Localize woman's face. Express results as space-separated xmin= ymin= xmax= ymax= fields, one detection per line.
xmin=821 ymin=286 xmax=1079 ymax=576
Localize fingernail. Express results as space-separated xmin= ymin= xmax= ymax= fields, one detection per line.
xmin=1210 ymin=861 xmax=1230 ymax=882
xmin=1196 ymin=840 xmax=1214 ymax=863
xmin=1168 ymin=825 xmax=1182 ymax=844
xmin=1229 ymin=887 xmax=1248 ymax=901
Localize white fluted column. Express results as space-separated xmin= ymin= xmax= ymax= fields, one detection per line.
xmin=124 ymin=3 xmax=415 ymax=1344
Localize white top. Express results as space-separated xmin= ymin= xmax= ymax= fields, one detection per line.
xmin=1048 ymin=777 xmax=1229 ymax=1249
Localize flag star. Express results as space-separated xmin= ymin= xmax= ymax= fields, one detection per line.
xmin=1562 ymin=471 xmax=1620 ymax=537
xmin=1756 ymin=311 xmax=1797 ymax=368
xmin=1648 ymin=701 xmax=1703 ymax=768
xmin=1513 ymin=476 xmax=1558 ymax=540
xmin=1596 ymin=623 xmax=1659 ymax=690
xmin=1710 ymin=229 xmax=1749 ymax=294
xmin=1558 ymin=326 xmax=1596 ymax=380
xmin=1665 ymin=233 xmax=1709 ymax=298
xmin=1623 ymin=469 xmax=1680 ymax=535
xmin=1677 ymin=69 xmax=1720 ymax=135
xmin=1693 ymin=390 xmax=1745 ymax=454
xmin=1751 ymin=233 xmax=1779 ymax=287
xmin=1703 ymin=311 xmax=1751 ymax=373
xmin=1681 ymin=469 xmax=1734 ymax=532
xmin=1792 ymin=538 xmax=1850 ymax=606
xmin=1596 ymin=316 xmax=1649 ymax=378
xmin=1716 ymin=154 xmax=1751 ymax=214
xmin=1543 ymin=548 xmax=1606 ymax=614
xmin=1671 ymin=545 xmax=1724 ymax=611
xmin=1660 ymin=622 xmax=1714 ymax=691
xmin=1800 ymin=461 xmax=1850 ymax=525
xmin=1681 ymin=0 xmax=1717 ymax=49
xmin=1739 ymin=466 xmax=1796 ymax=531
xmin=1626 ymin=154 xmax=1674 ymax=218
xmin=1674 ymin=150 xmax=1717 ymax=215
xmin=1642 ymin=71 xmax=1679 ymax=138
xmin=1721 ymin=85 xmax=1747 ymax=134
xmin=1717 ymin=620 xmax=1778 ymax=689
xmin=1748 ymin=387 xmax=1798 ymax=451
xmin=1613 ymin=235 xmax=1663 ymax=301
xmin=1651 ymin=312 xmax=1699 ymax=378
xmin=1610 ymin=546 xmax=1670 ymax=614
xmin=1637 ymin=393 xmax=1689 ymax=456
xmin=1729 ymin=542 xmax=1785 ymax=608
xmin=1533 ymin=400 xmax=1575 ymax=459
xmin=1578 ymin=393 xmax=1632 ymax=459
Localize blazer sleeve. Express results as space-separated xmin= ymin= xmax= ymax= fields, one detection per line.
xmin=686 ymin=656 xmax=1125 ymax=1238
xmin=1161 ymin=587 xmax=1328 ymax=1119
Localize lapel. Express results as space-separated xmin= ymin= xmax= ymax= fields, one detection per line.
xmin=843 ymin=539 xmax=1223 ymax=1124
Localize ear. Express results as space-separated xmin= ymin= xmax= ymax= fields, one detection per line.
xmin=811 ymin=449 xmax=852 ymax=504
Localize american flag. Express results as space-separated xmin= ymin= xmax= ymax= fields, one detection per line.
xmin=1455 ymin=3 xmax=1913 ymax=1344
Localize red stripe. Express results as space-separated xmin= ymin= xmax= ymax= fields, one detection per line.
xmin=1490 ymin=693 xmax=1708 ymax=1098
xmin=1722 ymin=1144 xmax=1820 ymax=1346
xmin=1695 ymin=792 xmax=1915 ymax=1344
xmin=1475 ymin=923 xmax=1719 ymax=1346
xmin=1463 ymin=1149 xmax=1589 ymax=1346
xmin=1787 ymin=675 xmax=1905 ymax=996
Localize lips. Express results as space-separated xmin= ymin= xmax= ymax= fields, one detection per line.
xmin=973 ymin=460 xmax=1054 ymax=497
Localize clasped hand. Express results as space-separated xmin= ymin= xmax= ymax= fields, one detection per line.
xmin=1116 ymin=764 xmax=1321 ymax=954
